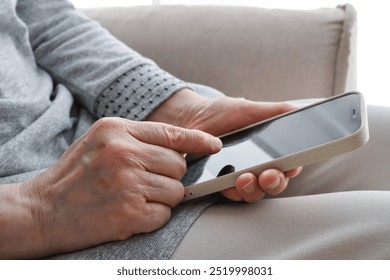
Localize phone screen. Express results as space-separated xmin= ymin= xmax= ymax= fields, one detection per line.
xmin=182 ymin=93 xmax=362 ymax=186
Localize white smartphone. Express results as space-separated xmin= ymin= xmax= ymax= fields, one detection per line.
xmin=182 ymin=91 xmax=369 ymax=201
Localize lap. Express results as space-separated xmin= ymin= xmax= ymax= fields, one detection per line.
xmin=172 ymin=191 xmax=390 ymax=259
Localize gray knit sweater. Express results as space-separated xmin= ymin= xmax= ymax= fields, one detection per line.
xmin=0 ymin=0 xmax=216 ymax=259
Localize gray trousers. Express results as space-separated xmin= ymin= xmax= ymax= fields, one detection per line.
xmin=172 ymin=104 xmax=390 ymax=259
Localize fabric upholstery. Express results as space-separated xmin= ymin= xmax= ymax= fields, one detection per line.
xmin=84 ymin=5 xmax=357 ymax=102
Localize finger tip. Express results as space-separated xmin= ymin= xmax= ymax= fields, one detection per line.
xmin=221 ymin=188 xmax=242 ymax=202
xmin=236 ymin=173 xmax=257 ymax=187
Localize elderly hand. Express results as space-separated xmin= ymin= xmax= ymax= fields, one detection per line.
xmin=10 ymin=118 xmax=221 ymax=258
xmin=148 ymin=89 xmax=302 ymax=203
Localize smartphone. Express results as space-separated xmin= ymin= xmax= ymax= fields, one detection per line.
xmin=181 ymin=91 xmax=369 ymax=201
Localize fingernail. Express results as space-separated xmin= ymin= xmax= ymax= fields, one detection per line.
xmin=211 ymin=136 xmax=222 ymax=151
xmin=265 ymin=176 xmax=281 ymax=190
xmin=242 ymin=180 xmax=256 ymax=194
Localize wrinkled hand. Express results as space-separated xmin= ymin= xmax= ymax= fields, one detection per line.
xmin=148 ymin=89 xmax=303 ymax=202
xmin=21 ymin=118 xmax=221 ymax=256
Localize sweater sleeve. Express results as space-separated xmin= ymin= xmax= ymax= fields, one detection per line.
xmin=16 ymin=0 xmax=189 ymax=120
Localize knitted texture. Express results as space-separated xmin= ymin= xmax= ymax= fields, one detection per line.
xmin=95 ymin=64 xmax=187 ymax=121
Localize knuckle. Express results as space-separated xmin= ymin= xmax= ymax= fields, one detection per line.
xmin=164 ymin=125 xmax=186 ymax=147
xmin=86 ymin=118 xmax=123 ymax=150
xmin=91 ymin=117 xmax=131 ymax=137
xmin=138 ymin=204 xmax=171 ymax=232
xmin=176 ymin=156 xmax=187 ymax=178
xmin=170 ymin=181 xmax=185 ymax=205
xmin=92 ymin=138 xmax=125 ymax=164
xmin=93 ymin=117 xmax=117 ymax=131
xmin=140 ymin=202 xmax=155 ymax=218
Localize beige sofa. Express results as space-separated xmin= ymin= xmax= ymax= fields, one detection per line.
xmin=84 ymin=4 xmax=357 ymax=102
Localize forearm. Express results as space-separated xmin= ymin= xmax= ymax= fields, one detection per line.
xmin=0 ymin=183 xmax=44 ymax=259
xmin=17 ymin=0 xmax=129 ymax=112
xmin=17 ymin=0 xmax=189 ymax=120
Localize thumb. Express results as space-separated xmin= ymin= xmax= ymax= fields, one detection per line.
xmin=125 ymin=120 xmax=222 ymax=155
xmin=240 ymin=99 xmax=297 ymax=123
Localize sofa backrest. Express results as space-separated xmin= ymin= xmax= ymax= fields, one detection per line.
xmin=84 ymin=4 xmax=357 ymax=101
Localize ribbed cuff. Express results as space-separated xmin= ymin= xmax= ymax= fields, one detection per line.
xmin=94 ymin=64 xmax=188 ymax=121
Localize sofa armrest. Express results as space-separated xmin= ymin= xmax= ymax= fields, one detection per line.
xmin=83 ymin=4 xmax=357 ymax=101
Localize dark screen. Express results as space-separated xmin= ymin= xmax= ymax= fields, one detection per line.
xmin=182 ymin=93 xmax=361 ymax=186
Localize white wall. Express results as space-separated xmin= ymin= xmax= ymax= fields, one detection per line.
xmin=70 ymin=0 xmax=390 ymax=106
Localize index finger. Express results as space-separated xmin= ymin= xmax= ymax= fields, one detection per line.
xmin=124 ymin=120 xmax=222 ymax=155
